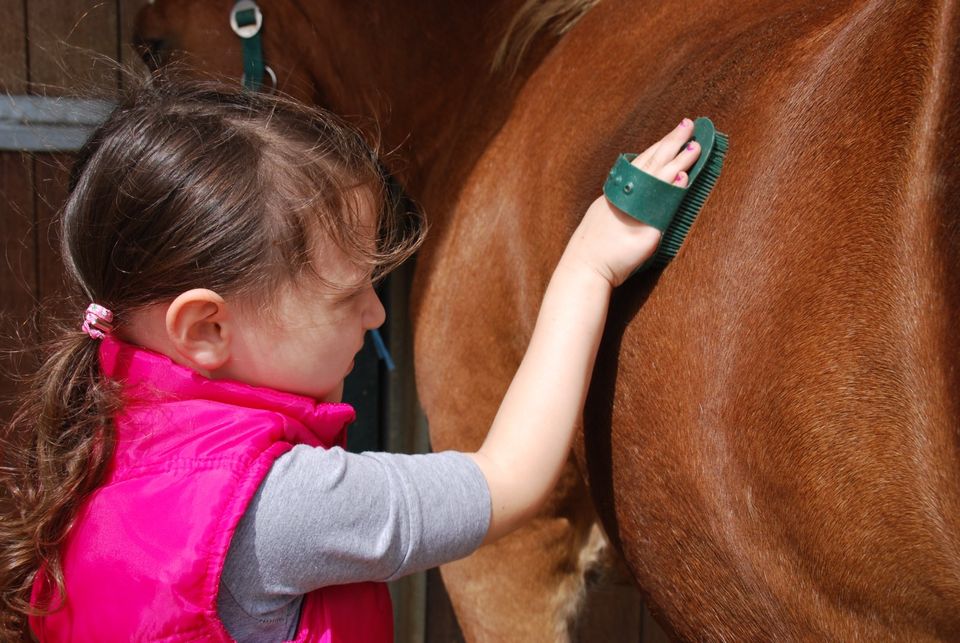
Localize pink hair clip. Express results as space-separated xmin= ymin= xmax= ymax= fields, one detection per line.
xmin=81 ymin=303 xmax=114 ymax=340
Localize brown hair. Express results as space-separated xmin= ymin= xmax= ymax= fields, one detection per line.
xmin=0 ymin=79 xmax=424 ymax=637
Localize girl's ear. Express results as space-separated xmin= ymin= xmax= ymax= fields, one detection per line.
xmin=165 ymin=289 xmax=232 ymax=373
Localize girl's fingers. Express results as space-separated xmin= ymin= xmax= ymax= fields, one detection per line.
xmin=645 ymin=118 xmax=694 ymax=170
xmin=630 ymin=118 xmax=695 ymax=175
xmin=657 ymin=141 xmax=699 ymax=183
xmin=634 ymin=141 xmax=660 ymax=168
xmin=626 ymin=117 xmax=700 ymax=185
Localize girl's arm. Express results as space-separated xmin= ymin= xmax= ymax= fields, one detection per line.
xmin=468 ymin=119 xmax=700 ymax=543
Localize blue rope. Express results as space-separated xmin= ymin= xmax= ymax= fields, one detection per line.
xmin=369 ymin=329 xmax=396 ymax=371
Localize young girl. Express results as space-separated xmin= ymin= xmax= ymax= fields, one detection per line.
xmin=0 ymin=81 xmax=701 ymax=641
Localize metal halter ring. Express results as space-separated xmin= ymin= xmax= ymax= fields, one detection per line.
xmin=241 ymin=64 xmax=277 ymax=93
xmin=230 ymin=0 xmax=263 ymax=39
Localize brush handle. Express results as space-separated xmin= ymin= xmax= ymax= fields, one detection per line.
xmin=685 ymin=117 xmax=717 ymax=184
xmin=602 ymin=117 xmax=717 ymax=230
xmin=603 ymin=117 xmax=716 ymax=232
xmin=604 ymin=155 xmax=684 ymax=230
xmin=603 ymin=117 xmax=727 ymax=275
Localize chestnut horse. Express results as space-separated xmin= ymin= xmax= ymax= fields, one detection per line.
xmin=134 ymin=0 xmax=960 ymax=640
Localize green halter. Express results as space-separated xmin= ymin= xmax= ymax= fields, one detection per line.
xmin=230 ymin=0 xmax=275 ymax=91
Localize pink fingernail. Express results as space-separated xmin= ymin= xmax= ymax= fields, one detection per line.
xmin=686 ymin=142 xmax=695 ymax=151
xmin=680 ymin=118 xmax=692 ymax=128
xmin=674 ymin=173 xmax=685 ymax=184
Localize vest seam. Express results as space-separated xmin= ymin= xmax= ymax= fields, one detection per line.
xmin=137 ymin=622 xmax=213 ymax=641
xmin=109 ymin=456 xmax=264 ymax=482
xmin=203 ymin=442 xmax=294 ymax=641
xmin=218 ymin=576 xmax=298 ymax=624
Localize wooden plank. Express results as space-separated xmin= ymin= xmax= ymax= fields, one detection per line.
xmin=577 ymin=580 xmax=644 ymax=641
xmin=0 ymin=0 xmax=32 ymax=419
xmin=385 ymin=260 xmax=430 ymax=455
xmin=0 ymin=0 xmax=28 ymax=93
xmin=640 ymin=602 xmax=672 ymax=643
xmin=27 ymin=0 xmax=119 ymax=307
xmin=0 ymin=151 xmax=36 ymax=417
xmin=0 ymin=95 xmax=114 ymax=151
xmin=425 ymin=568 xmax=465 ymax=643
xmin=32 ymin=152 xmax=71 ymax=307
xmin=384 ymin=260 xmax=429 ymax=642
xmin=0 ymin=154 xmax=35 ymax=305
xmin=27 ymin=0 xmax=119 ymax=96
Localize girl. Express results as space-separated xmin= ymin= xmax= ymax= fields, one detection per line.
xmin=0 ymin=81 xmax=701 ymax=641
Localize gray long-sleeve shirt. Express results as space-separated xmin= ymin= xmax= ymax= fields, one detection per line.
xmin=216 ymin=446 xmax=491 ymax=641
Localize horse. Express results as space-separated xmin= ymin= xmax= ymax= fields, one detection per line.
xmin=134 ymin=0 xmax=960 ymax=640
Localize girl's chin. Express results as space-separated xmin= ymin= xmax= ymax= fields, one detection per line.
xmin=320 ymin=381 xmax=346 ymax=404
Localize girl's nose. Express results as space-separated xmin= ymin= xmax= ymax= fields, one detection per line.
xmin=363 ymin=287 xmax=386 ymax=330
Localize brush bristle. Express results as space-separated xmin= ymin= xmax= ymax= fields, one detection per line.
xmin=651 ymin=130 xmax=728 ymax=267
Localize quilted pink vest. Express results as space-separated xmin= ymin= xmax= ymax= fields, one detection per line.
xmin=30 ymin=337 xmax=393 ymax=642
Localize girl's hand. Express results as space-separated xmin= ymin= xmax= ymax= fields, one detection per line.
xmin=563 ymin=118 xmax=702 ymax=287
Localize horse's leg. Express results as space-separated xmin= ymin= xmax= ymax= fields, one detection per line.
xmin=436 ymin=458 xmax=642 ymax=641
xmin=439 ymin=467 xmax=596 ymax=641
xmin=441 ymin=498 xmax=649 ymax=642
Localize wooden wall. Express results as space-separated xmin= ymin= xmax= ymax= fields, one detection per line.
xmin=0 ymin=0 xmax=145 ymax=411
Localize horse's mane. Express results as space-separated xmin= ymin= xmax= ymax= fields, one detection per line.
xmin=493 ymin=0 xmax=599 ymax=73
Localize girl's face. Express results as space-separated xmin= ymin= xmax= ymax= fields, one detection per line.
xmin=223 ymin=221 xmax=386 ymax=403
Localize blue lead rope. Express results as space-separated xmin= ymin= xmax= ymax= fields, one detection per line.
xmin=369 ymin=329 xmax=395 ymax=371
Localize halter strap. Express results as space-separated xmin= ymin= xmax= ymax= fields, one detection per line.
xmin=230 ymin=0 xmax=276 ymax=92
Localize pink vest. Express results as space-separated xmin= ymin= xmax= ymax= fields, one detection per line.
xmin=30 ymin=337 xmax=393 ymax=642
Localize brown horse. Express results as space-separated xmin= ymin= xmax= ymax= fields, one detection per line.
xmin=134 ymin=0 xmax=960 ymax=640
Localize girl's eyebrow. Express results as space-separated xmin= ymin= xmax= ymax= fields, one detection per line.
xmin=331 ymin=286 xmax=362 ymax=301
xmin=327 ymin=273 xmax=372 ymax=302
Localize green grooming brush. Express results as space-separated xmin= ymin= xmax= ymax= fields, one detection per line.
xmin=603 ymin=117 xmax=728 ymax=271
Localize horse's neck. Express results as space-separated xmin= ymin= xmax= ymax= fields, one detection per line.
xmin=288 ymin=0 xmax=552 ymax=191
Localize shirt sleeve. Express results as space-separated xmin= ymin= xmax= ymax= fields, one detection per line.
xmin=218 ymin=446 xmax=491 ymax=622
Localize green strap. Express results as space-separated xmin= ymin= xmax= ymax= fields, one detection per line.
xmin=233 ymin=3 xmax=265 ymax=91
xmin=604 ymin=154 xmax=685 ymax=230
xmin=602 ymin=117 xmax=718 ymax=229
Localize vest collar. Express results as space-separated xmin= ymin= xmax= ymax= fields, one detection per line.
xmin=99 ymin=336 xmax=356 ymax=447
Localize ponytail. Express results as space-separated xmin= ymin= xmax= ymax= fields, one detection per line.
xmin=0 ymin=320 xmax=120 ymax=638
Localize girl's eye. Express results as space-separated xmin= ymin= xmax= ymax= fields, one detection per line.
xmin=336 ymin=288 xmax=366 ymax=305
